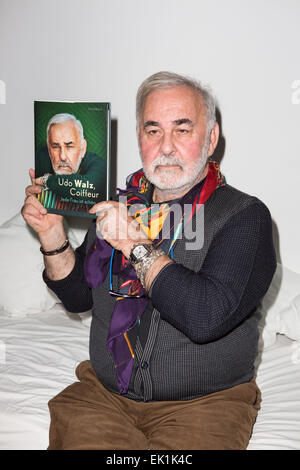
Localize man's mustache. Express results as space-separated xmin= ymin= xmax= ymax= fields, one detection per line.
xmin=57 ymin=161 xmax=73 ymax=170
xmin=152 ymin=155 xmax=184 ymax=169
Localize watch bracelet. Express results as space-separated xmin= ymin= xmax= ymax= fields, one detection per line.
xmin=134 ymin=248 xmax=166 ymax=289
xmin=42 ymin=173 xmax=51 ymax=190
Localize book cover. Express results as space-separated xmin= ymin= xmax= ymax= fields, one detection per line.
xmin=34 ymin=100 xmax=110 ymax=218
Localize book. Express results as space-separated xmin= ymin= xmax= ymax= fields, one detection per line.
xmin=34 ymin=100 xmax=110 ymax=218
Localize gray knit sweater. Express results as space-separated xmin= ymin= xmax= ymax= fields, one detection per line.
xmin=44 ymin=183 xmax=277 ymax=402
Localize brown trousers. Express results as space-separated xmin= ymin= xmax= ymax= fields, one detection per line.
xmin=48 ymin=360 xmax=261 ymax=450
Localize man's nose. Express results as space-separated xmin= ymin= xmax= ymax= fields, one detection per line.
xmin=59 ymin=147 xmax=67 ymax=161
xmin=160 ymin=131 xmax=175 ymax=156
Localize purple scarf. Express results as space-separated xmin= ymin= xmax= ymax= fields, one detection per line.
xmin=84 ymin=236 xmax=147 ymax=393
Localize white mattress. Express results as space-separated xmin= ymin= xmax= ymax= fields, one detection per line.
xmin=249 ymin=334 xmax=300 ymax=450
xmin=0 ymin=305 xmax=299 ymax=450
xmin=0 ymin=305 xmax=90 ymax=450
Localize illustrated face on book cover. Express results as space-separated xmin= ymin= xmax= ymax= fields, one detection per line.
xmin=47 ymin=118 xmax=87 ymax=175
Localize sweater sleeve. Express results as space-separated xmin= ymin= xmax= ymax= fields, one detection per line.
xmin=150 ymin=202 xmax=277 ymax=343
xmin=43 ymin=231 xmax=93 ymax=313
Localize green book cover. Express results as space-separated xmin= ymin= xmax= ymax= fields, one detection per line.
xmin=34 ymin=100 xmax=110 ymax=218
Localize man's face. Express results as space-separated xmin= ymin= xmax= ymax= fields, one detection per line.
xmin=47 ymin=120 xmax=86 ymax=175
xmin=138 ymin=85 xmax=214 ymax=193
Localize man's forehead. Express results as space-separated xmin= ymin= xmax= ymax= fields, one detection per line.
xmin=141 ymin=86 xmax=205 ymax=121
xmin=49 ymin=121 xmax=80 ymax=137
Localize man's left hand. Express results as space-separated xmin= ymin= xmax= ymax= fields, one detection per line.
xmin=89 ymin=201 xmax=151 ymax=258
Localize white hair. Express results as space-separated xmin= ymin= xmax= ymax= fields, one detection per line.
xmin=46 ymin=113 xmax=84 ymax=145
xmin=136 ymin=71 xmax=217 ymax=137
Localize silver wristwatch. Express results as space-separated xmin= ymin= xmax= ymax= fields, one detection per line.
xmin=129 ymin=243 xmax=154 ymax=265
xmin=129 ymin=243 xmax=165 ymax=288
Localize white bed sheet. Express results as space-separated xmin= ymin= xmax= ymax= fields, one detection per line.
xmin=0 ymin=305 xmax=90 ymax=450
xmin=249 ymin=334 xmax=300 ymax=450
xmin=0 ymin=305 xmax=299 ymax=450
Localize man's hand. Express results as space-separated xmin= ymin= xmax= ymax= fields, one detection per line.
xmin=21 ymin=169 xmax=63 ymax=235
xmin=21 ymin=169 xmax=75 ymax=281
xmin=89 ymin=200 xmax=151 ymax=259
xmin=90 ymin=200 xmax=173 ymax=291
xmin=21 ymin=169 xmax=68 ymax=253
xmin=34 ymin=176 xmax=45 ymax=186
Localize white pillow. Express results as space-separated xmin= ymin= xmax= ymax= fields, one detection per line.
xmin=258 ymin=321 xmax=277 ymax=350
xmin=67 ymin=216 xmax=91 ymax=247
xmin=0 ymin=213 xmax=86 ymax=317
xmin=0 ymin=213 xmax=57 ymax=316
xmin=260 ymin=263 xmax=300 ymax=345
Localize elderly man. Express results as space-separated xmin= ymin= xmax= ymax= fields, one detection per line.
xmin=35 ymin=113 xmax=107 ymax=200
xmin=22 ymin=71 xmax=276 ymax=450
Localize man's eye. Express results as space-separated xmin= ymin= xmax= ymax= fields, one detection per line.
xmin=177 ymin=129 xmax=189 ymax=134
xmin=148 ymin=129 xmax=160 ymax=135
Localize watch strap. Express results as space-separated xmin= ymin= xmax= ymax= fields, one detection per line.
xmin=134 ymin=247 xmax=166 ymax=288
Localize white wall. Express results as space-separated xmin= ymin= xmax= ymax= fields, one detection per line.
xmin=0 ymin=0 xmax=299 ymax=272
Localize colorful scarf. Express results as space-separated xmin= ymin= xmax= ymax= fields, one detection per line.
xmin=84 ymin=161 xmax=226 ymax=394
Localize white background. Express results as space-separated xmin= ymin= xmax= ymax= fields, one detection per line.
xmin=0 ymin=0 xmax=299 ymax=272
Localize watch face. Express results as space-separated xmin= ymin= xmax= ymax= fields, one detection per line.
xmin=133 ymin=245 xmax=148 ymax=259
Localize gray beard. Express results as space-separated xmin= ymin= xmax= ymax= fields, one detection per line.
xmin=52 ymin=150 xmax=84 ymax=175
xmin=142 ymin=145 xmax=209 ymax=194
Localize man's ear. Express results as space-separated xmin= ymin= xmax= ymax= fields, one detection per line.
xmin=207 ymin=122 xmax=220 ymax=157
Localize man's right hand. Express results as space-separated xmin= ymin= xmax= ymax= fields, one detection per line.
xmin=21 ymin=168 xmax=68 ymax=255
xmin=21 ymin=169 xmax=63 ymax=236
xmin=22 ymin=169 xmax=76 ymax=281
